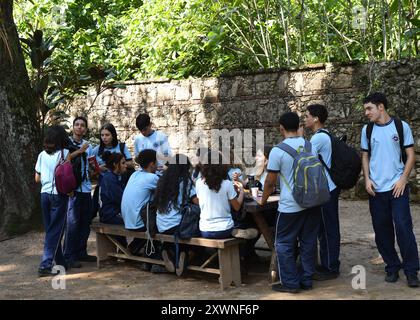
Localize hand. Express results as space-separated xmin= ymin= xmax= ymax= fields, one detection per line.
xmin=232 ymin=172 xmax=240 ymax=181
xmin=392 ymin=176 xmax=407 ymax=198
xmin=80 ymin=142 xmax=89 ymax=153
xmin=365 ymin=179 xmax=376 ymax=197
xmin=233 ymin=181 xmax=243 ymax=193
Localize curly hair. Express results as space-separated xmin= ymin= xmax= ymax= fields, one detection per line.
xmin=153 ymin=154 xmax=193 ymax=213
xmin=200 ymin=151 xmax=229 ymax=192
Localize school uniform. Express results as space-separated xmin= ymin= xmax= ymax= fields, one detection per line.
xmin=134 ymin=130 xmax=171 ymax=168
xmin=267 ymin=137 xmax=321 ymax=289
xmin=121 ymin=170 xmax=159 ymax=230
xmin=195 ymin=178 xmax=237 ymax=239
xmin=63 ymin=138 xmax=93 ymax=263
xmin=361 ymin=118 xmax=419 ymax=276
xmin=311 ymin=129 xmax=341 ymax=273
xmin=156 ymin=181 xmax=196 ymax=233
xmin=35 ymin=149 xmax=70 ymax=270
xmin=92 ymin=143 xmax=132 ymax=167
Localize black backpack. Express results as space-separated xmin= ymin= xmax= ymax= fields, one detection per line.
xmin=317 ymin=130 xmax=362 ymax=190
xmin=67 ymin=140 xmax=87 ymax=190
xmin=366 ymin=118 xmax=406 ymax=164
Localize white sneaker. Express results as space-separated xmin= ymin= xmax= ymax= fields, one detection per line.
xmin=162 ymin=250 xmax=175 ymax=273
xmin=231 ymin=228 xmax=259 ymax=239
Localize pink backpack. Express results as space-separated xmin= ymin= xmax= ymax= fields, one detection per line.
xmin=54 ymin=150 xmax=77 ymax=194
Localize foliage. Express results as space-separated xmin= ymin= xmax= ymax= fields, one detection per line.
xmin=14 ymin=0 xmax=420 ymax=82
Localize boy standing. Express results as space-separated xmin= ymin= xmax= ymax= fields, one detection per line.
xmin=361 ymin=92 xmax=419 ymax=287
xmin=259 ymin=112 xmax=321 ymax=293
xmin=304 ymin=104 xmax=341 ymax=280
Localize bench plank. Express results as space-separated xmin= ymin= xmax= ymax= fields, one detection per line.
xmin=91 ymin=222 xmax=243 ymax=249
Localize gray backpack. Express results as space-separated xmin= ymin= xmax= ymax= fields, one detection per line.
xmin=276 ymin=140 xmax=330 ymax=208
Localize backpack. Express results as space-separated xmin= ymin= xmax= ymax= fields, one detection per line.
xmin=67 ymin=140 xmax=87 ymax=190
xmin=54 ymin=150 xmax=77 ymax=195
xmin=276 ymin=140 xmax=330 ymax=208
xmin=366 ymin=118 xmax=406 ymax=164
xmin=317 ymin=130 xmax=362 ymax=190
xmin=177 ymin=203 xmax=201 ymax=239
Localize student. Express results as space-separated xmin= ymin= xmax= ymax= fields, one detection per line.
xmin=259 ymin=112 xmax=321 ymax=293
xmin=63 ymin=116 xmax=96 ymax=267
xmin=92 ymin=123 xmax=134 ymax=171
xmin=91 ymin=123 xmax=134 ymax=216
xmin=154 ymin=154 xmax=199 ymax=275
xmin=249 ymin=145 xmax=273 ymax=190
xmin=227 ymin=149 xmax=247 ymax=186
xmin=304 ymin=104 xmax=341 ymax=280
xmin=196 ymin=151 xmax=257 ymax=240
xmin=361 ymin=92 xmax=419 ymax=288
xmin=121 ymin=149 xmax=166 ymax=272
xmin=35 ymin=125 xmax=71 ymax=276
xmin=134 ymin=113 xmax=172 ymax=170
xmin=99 ymin=152 xmax=127 ymax=225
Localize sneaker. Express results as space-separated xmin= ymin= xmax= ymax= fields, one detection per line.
xmin=312 ymin=271 xmax=339 ymax=281
xmin=271 ymin=284 xmax=300 ymax=293
xmin=138 ymin=262 xmax=151 ymax=272
xmin=79 ymin=255 xmax=97 ymax=263
xmin=175 ymin=251 xmax=186 ymax=276
xmin=406 ymin=274 xmax=419 ymax=288
xmin=300 ymin=283 xmax=313 ymax=290
xmin=231 ymin=228 xmax=259 ymax=240
xmin=385 ymin=271 xmax=399 ymax=283
xmin=38 ymin=267 xmax=54 ymax=277
xmin=150 ymin=264 xmax=170 ymax=274
xmin=162 ymin=250 xmax=175 ymax=273
xmin=68 ymin=260 xmax=82 ymax=269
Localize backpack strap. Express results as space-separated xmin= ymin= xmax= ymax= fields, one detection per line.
xmin=304 ymin=140 xmax=312 ymax=153
xmin=366 ymin=122 xmax=374 ymax=158
xmin=276 ymin=142 xmax=298 ymax=158
xmin=394 ymin=118 xmax=407 ymax=164
xmin=119 ymin=142 xmax=126 ymax=159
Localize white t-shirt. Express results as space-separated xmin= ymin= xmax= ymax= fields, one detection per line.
xmin=195 ymin=178 xmax=236 ymax=232
xmin=134 ymin=130 xmax=171 ymax=167
xmin=35 ymin=149 xmax=70 ymax=194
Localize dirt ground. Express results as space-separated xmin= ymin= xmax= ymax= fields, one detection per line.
xmin=1 ymin=200 xmax=420 ymax=300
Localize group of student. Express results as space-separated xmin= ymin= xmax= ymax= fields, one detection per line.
xmin=34 ymin=113 xmax=263 ymax=277
xmin=35 ymin=92 xmax=419 ymax=293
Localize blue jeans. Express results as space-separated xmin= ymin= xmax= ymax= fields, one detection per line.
xmin=40 ymin=193 xmax=69 ymax=269
xmin=318 ymin=188 xmax=341 ymax=273
xmin=201 ymin=228 xmax=233 ymax=239
xmin=369 ymin=188 xmax=419 ymax=276
xmin=63 ymin=192 xmax=92 ymax=262
xmin=275 ymin=207 xmax=321 ymax=289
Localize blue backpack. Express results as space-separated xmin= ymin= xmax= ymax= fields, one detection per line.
xmin=276 ymin=140 xmax=330 ymax=208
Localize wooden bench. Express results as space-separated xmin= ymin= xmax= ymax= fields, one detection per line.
xmin=91 ymin=222 xmax=244 ymax=290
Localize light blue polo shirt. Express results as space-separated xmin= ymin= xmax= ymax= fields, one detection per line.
xmin=156 ymin=181 xmax=196 ymax=233
xmin=121 ymin=170 xmax=159 ymax=229
xmin=92 ymin=143 xmax=132 ymax=166
xmin=310 ymin=129 xmax=337 ymax=192
xmin=267 ymin=137 xmax=316 ymax=213
xmin=35 ymin=149 xmax=70 ymax=194
xmin=361 ymin=118 xmax=414 ymax=192
xmin=134 ymin=130 xmax=172 ymax=167
xmin=69 ymin=137 xmax=93 ymax=193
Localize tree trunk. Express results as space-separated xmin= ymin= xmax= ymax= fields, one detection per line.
xmin=0 ymin=0 xmax=41 ymax=240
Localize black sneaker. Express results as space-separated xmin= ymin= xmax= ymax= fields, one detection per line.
xmin=271 ymin=284 xmax=300 ymax=293
xmin=68 ymin=260 xmax=82 ymax=269
xmin=312 ymin=271 xmax=339 ymax=281
xmin=79 ymin=255 xmax=97 ymax=263
xmin=38 ymin=267 xmax=54 ymax=277
xmin=150 ymin=264 xmax=170 ymax=274
xmin=406 ymin=274 xmax=419 ymax=288
xmin=300 ymin=283 xmax=313 ymax=290
xmin=385 ymin=271 xmax=399 ymax=283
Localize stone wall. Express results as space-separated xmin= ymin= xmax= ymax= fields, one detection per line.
xmin=68 ymin=59 xmax=420 ymax=202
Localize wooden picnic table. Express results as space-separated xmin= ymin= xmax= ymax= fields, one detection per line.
xmin=243 ymin=193 xmax=279 ymax=283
